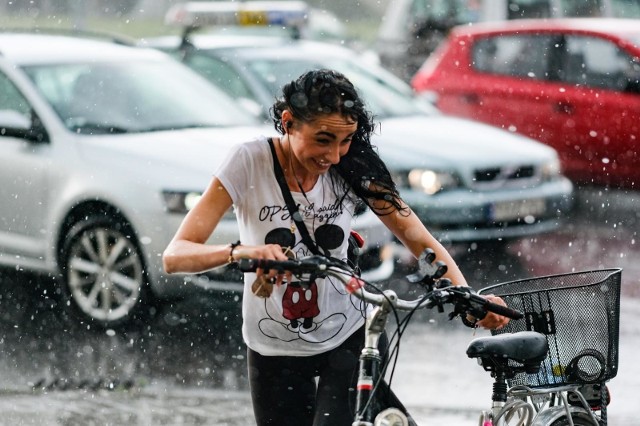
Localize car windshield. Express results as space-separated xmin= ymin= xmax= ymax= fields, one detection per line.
xmin=245 ymin=56 xmax=437 ymax=119
xmin=22 ymin=59 xmax=257 ymax=134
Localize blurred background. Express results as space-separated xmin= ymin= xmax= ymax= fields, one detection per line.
xmin=0 ymin=0 xmax=389 ymax=40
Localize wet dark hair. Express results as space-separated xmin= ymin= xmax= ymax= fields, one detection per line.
xmin=270 ymin=69 xmax=404 ymax=215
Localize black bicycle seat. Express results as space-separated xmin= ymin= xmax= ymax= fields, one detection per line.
xmin=466 ymin=331 xmax=548 ymax=365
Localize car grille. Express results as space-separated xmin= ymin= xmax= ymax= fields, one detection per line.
xmin=472 ymin=165 xmax=537 ymax=189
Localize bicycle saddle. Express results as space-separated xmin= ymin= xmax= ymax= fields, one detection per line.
xmin=466 ymin=331 xmax=548 ymax=365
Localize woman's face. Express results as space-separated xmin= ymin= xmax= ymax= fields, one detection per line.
xmin=286 ymin=112 xmax=357 ymax=177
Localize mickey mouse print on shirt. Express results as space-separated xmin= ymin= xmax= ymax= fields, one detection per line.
xmin=255 ymin=199 xmax=361 ymax=344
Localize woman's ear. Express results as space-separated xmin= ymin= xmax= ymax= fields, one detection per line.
xmin=281 ymin=109 xmax=293 ymax=131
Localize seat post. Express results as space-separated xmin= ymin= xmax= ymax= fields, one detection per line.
xmin=492 ymin=370 xmax=509 ymax=404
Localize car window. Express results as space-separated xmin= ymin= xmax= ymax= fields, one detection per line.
xmin=561 ymin=35 xmax=638 ymax=92
xmin=247 ymin=57 xmax=433 ymax=118
xmin=0 ymin=71 xmax=31 ymax=116
xmin=410 ymin=0 xmax=479 ymax=23
xmin=607 ymin=0 xmax=640 ymax=17
xmin=22 ymin=59 xmax=257 ymax=134
xmin=473 ymin=34 xmax=555 ymax=80
xmin=506 ymin=0 xmax=553 ymax=18
xmin=554 ymin=0 xmax=603 ymax=17
xmin=181 ymin=52 xmax=256 ymax=101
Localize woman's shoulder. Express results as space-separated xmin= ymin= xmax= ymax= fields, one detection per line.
xmin=235 ymin=136 xmax=272 ymax=158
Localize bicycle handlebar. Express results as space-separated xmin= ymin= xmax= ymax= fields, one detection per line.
xmin=237 ymin=252 xmax=523 ymax=322
xmin=237 ymin=256 xmax=334 ymax=274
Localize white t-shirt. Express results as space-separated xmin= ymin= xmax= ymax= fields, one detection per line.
xmin=215 ymin=137 xmax=369 ymax=356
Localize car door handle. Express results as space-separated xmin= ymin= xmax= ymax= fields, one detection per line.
xmin=460 ymin=93 xmax=480 ymax=104
xmin=553 ymin=101 xmax=575 ymax=114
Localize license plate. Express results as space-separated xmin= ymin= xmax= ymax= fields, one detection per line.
xmin=490 ymin=199 xmax=546 ymax=221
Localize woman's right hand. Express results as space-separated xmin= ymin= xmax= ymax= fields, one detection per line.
xmin=235 ymin=244 xmax=293 ymax=286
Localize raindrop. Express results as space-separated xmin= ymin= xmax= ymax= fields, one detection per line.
xmin=291 ymin=92 xmax=308 ymax=108
xmin=602 ymin=158 xmax=610 ymax=164
xmin=105 ymin=329 xmax=116 ymax=337
xmin=589 ymin=130 xmax=598 ymax=137
xmin=164 ymin=312 xmax=182 ymax=326
xmin=508 ymin=125 xmax=517 ymax=132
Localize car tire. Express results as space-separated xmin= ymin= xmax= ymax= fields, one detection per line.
xmin=60 ymin=215 xmax=151 ymax=329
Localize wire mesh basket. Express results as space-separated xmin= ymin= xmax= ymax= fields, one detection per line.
xmin=479 ymin=268 xmax=621 ymax=388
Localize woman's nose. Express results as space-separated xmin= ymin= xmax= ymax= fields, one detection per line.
xmin=327 ymin=147 xmax=341 ymax=164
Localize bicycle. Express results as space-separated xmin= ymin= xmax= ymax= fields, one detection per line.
xmin=474 ymin=267 xmax=621 ymax=426
xmin=238 ymin=250 xmax=621 ymax=426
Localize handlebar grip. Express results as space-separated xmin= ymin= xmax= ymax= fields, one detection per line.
xmin=237 ymin=258 xmax=302 ymax=272
xmin=237 ymin=256 xmax=331 ymax=274
xmin=482 ymin=300 xmax=523 ymax=320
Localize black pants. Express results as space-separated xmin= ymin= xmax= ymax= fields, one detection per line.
xmin=247 ymin=326 xmax=387 ymax=426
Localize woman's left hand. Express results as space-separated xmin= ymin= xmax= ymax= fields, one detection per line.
xmin=476 ymin=295 xmax=510 ymax=330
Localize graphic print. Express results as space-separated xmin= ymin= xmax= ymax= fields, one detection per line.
xmin=256 ymin=200 xmax=359 ymax=343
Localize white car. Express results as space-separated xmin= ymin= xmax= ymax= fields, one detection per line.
xmin=145 ymin=4 xmax=574 ymax=247
xmin=0 ymin=32 xmax=393 ymax=329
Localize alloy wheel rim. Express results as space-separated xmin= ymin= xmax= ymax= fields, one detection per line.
xmin=67 ymin=227 xmax=143 ymax=323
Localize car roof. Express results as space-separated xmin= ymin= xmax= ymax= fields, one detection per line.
xmin=145 ymin=34 xmax=354 ymax=60
xmin=0 ymin=32 xmax=167 ymax=65
xmin=450 ymin=18 xmax=640 ymax=40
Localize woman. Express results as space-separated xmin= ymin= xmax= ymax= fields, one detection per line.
xmin=163 ymin=69 xmax=509 ymax=426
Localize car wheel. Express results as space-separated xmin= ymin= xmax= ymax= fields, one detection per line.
xmin=60 ymin=216 xmax=150 ymax=329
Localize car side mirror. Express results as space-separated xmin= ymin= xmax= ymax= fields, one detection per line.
xmin=624 ymin=65 xmax=640 ymax=94
xmin=0 ymin=109 xmax=48 ymax=142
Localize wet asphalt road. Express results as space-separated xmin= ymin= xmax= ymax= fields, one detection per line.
xmin=0 ymin=187 xmax=638 ymax=425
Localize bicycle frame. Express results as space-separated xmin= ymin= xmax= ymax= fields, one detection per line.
xmin=477 ymin=386 xmax=602 ymax=425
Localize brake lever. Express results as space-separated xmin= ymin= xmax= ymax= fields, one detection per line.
xmin=443 ymin=286 xmax=487 ymax=327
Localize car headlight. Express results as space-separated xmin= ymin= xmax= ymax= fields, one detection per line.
xmin=399 ymin=169 xmax=459 ymax=194
xmin=541 ymin=158 xmax=561 ymax=181
xmin=162 ymin=190 xmax=203 ymax=214
xmin=162 ymin=190 xmax=237 ymax=220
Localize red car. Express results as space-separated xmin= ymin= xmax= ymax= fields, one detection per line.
xmin=412 ymin=18 xmax=640 ymax=189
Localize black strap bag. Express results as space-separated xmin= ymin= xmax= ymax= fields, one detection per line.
xmin=267 ymin=138 xmax=362 ymax=273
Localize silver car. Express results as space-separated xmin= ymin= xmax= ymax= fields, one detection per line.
xmin=145 ymin=22 xmax=574 ymax=246
xmin=0 ymin=32 xmax=393 ymax=329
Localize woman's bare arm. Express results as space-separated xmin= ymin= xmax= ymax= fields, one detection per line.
xmin=163 ymin=177 xmax=234 ymax=274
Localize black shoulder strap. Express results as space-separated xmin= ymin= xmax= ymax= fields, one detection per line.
xmin=267 ymin=138 xmax=322 ymax=255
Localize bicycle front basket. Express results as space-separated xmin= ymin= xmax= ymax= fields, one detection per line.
xmin=479 ymin=268 xmax=621 ymax=388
